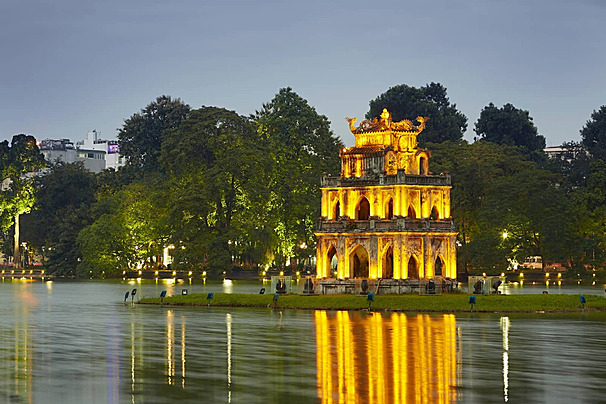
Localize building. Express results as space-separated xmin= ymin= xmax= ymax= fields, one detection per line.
xmin=314 ymin=109 xmax=457 ymax=293
xmin=39 ymin=130 xmax=125 ymax=173
xmin=75 ymin=130 xmax=125 ymax=171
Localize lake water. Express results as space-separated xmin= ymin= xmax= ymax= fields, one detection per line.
xmin=2 ymin=279 xmax=606 ymax=403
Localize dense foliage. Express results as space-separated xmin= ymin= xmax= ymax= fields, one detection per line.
xmin=0 ymin=135 xmax=45 ymax=266
xmin=6 ymin=88 xmax=606 ymax=277
xmin=475 ymin=103 xmax=546 ymax=158
xmin=367 ymin=83 xmax=467 ymax=145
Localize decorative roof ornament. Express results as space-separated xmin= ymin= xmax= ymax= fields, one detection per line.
xmin=346 ymin=108 xmax=428 ymax=135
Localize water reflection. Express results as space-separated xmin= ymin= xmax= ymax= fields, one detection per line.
xmin=500 ymin=316 xmax=510 ymax=402
xmin=315 ymin=311 xmax=458 ymax=403
xmin=4 ymin=281 xmax=606 ymax=402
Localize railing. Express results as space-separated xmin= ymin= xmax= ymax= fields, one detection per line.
xmin=321 ymin=173 xmax=451 ymax=187
xmin=316 ymin=218 xmax=456 ymax=232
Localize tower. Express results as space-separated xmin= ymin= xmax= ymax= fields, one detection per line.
xmin=315 ymin=109 xmax=457 ymax=292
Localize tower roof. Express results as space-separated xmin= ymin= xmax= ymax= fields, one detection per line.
xmin=346 ymin=108 xmax=428 ymax=136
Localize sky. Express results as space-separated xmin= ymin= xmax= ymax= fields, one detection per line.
xmin=1 ymin=0 xmax=605 ymax=147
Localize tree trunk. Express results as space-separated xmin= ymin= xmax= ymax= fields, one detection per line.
xmin=13 ymin=213 xmax=20 ymax=269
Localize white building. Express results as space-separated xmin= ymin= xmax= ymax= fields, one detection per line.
xmin=40 ymin=130 xmax=125 ymax=173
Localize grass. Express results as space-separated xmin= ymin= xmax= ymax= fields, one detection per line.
xmin=138 ymin=292 xmax=606 ymax=313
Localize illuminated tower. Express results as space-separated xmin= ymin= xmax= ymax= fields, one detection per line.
xmin=315 ymin=109 xmax=457 ymax=288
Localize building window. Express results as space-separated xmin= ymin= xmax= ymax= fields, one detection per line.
xmin=385 ymin=198 xmax=394 ymax=220
xmin=357 ymin=197 xmax=370 ymax=220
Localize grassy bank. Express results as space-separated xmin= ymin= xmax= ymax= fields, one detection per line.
xmin=139 ymin=292 xmax=606 ymax=313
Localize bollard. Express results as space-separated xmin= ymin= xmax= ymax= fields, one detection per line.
xmin=367 ymin=292 xmax=375 ymax=310
xmin=124 ymin=291 xmax=129 ymax=303
xmin=469 ymin=295 xmax=476 ymax=312
xmin=160 ymin=290 xmax=167 ymax=303
xmin=131 ymin=289 xmax=137 ymax=303
xmin=207 ymin=292 xmax=214 ymax=307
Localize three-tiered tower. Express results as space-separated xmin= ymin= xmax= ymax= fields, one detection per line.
xmin=315 ymin=109 xmax=457 ymax=292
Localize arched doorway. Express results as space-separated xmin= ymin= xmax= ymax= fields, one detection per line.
xmin=408 ymin=256 xmax=418 ymax=279
xmin=357 ymin=197 xmax=370 ymax=220
xmin=430 ymin=206 xmax=439 ymax=220
xmin=350 ymin=245 xmax=369 ymax=278
xmin=327 ymin=245 xmax=338 ymax=276
xmin=385 ymin=198 xmax=394 ymax=220
xmin=420 ymin=156 xmax=427 ymax=175
xmin=383 ymin=246 xmax=394 ymax=279
xmin=333 ymin=201 xmax=340 ymax=220
xmin=408 ymin=205 xmax=416 ymax=219
xmin=435 ymin=256 xmax=444 ymax=277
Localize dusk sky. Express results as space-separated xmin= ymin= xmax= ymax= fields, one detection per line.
xmin=1 ymin=0 xmax=605 ymax=147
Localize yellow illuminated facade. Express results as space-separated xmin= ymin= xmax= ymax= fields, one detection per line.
xmin=315 ymin=311 xmax=458 ymax=403
xmin=316 ymin=109 xmax=457 ymax=281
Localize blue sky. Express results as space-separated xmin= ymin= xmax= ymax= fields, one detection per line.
xmin=1 ymin=0 xmax=605 ymax=147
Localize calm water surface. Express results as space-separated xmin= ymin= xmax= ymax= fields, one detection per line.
xmin=1 ymin=279 xmax=606 ymax=403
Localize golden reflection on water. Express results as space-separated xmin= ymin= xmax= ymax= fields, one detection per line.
xmin=315 ymin=311 xmax=458 ymax=403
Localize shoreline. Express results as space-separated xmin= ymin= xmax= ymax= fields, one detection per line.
xmin=138 ymin=292 xmax=606 ymax=314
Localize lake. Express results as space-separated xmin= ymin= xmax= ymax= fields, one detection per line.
xmin=1 ymin=278 xmax=606 ymax=403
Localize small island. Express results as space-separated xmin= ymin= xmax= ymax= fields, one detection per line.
xmin=139 ymin=292 xmax=606 ymax=313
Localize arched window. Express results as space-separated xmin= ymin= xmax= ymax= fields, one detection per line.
xmin=430 ymin=206 xmax=439 ymax=220
xmin=407 ymin=205 xmax=416 ymax=219
xmin=419 ymin=156 xmax=427 ymax=175
xmin=333 ymin=201 xmax=340 ymax=220
xmin=435 ymin=256 xmax=444 ymax=277
xmin=408 ymin=256 xmax=418 ymax=279
xmin=357 ymin=197 xmax=370 ymax=220
xmin=350 ymin=245 xmax=369 ymax=278
xmin=383 ymin=246 xmax=394 ymax=279
xmin=328 ymin=245 xmax=338 ymax=276
xmin=385 ymin=198 xmax=394 ymax=220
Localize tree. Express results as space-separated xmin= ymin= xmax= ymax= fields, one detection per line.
xmin=254 ymin=88 xmax=343 ymax=267
xmin=0 ymin=135 xmax=45 ymax=268
xmin=78 ymin=176 xmax=171 ymax=276
xmin=474 ymin=103 xmax=546 ymax=157
xmin=367 ymin=83 xmax=467 ymax=144
xmin=429 ymin=141 xmax=536 ymax=271
xmin=118 ymin=95 xmax=190 ymax=173
xmin=162 ymin=106 xmax=271 ymax=273
xmin=581 ymin=105 xmax=606 ymax=161
xmin=28 ymin=162 xmax=97 ymax=275
xmin=478 ymin=167 xmax=578 ymax=270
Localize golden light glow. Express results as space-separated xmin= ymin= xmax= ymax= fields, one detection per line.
xmin=317 ymin=109 xmax=456 ymax=281
xmin=279 ymin=271 xmax=284 ymax=276
xmin=315 ymin=311 xmax=458 ymax=403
